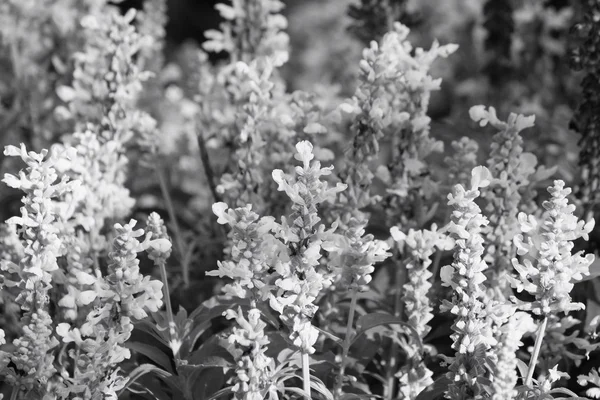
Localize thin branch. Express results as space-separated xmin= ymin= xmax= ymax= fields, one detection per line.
xmin=155 ymin=162 xmax=190 ymax=288
xmin=196 ymin=131 xmax=221 ymax=204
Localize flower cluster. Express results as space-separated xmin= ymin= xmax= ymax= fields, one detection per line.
xmin=347 ymin=0 xmax=414 ymax=45
xmin=57 ymin=7 xmax=157 ymax=147
xmin=334 ymin=218 xmax=390 ymax=292
xmin=208 ymin=203 xmax=281 ymax=399
xmin=440 ymin=166 xmax=496 ymax=399
xmin=445 ymin=137 xmax=480 ymax=190
xmin=0 ymin=144 xmax=79 ymax=394
xmin=215 ymin=60 xmax=290 ymax=214
xmin=204 ymin=0 xmax=289 ymax=66
xmin=391 ymin=225 xmax=453 ymax=399
xmin=510 ymin=180 xmax=595 ymax=316
xmin=225 ymin=307 xmax=277 ymax=400
xmin=482 ymin=0 xmax=515 ymax=85
xmin=491 ymin=311 xmax=535 ymax=400
xmin=340 ymin=22 xmax=456 ymax=228
xmin=570 ymin=0 xmax=600 ymax=215
xmin=208 ymin=202 xmax=280 ymax=300
xmin=469 ymin=105 xmax=539 ymax=292
xmin=56 ymin=220 xmax=164 ymax=399
xmin=270 ymin=141 xmax=346 ymax=353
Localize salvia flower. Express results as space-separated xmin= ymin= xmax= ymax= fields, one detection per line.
xmin=58 ymin=7 xmax=156 ymax=146
xmin=209 ymin=203 xmax=280 ymax=399
xmin=225 ymin=307 xmax=278 ymax=400
xmin=491 ymin=311 xmax=535 ymax=400
xmin=341 ymin=22 xmax=456 ymax=226
xmin=510 ymin=180 xmax=595 ymax=316
xmin=579 ymin=367 xmax=600 ymax=399
xmin=391 ymin=225 xmax=453 ymax=399
xmin=204 ymin=0 xmax=289 ymax=66
xmin=0 ymin=144 xmax=79 ymax=394
xmin=440 ymin=166 xmax=496 ymax=399
xmin=569 ymin=0 xmax=600 ymax=215
xmin=445 ymin=137 xmax=480 ymax=190
xmin=470 ymin=105 xmax=538 ymax=292
xmin=332 ymin=218 xmax=390 ymax=292
xmin=216 ymin=59 xmax=287 ymax=214
xmin=270 ymin=140 xmax=346 ymax=353
xmin=208 ymin=202 xmax=281 ymax=300
xmin=56 ymin=220 xmax=164 ymax=399
xmin=347 ymin=0 xmax=414 ymax=45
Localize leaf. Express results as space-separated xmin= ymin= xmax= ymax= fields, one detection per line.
xmin=134 ymin=318 xmax=169 ymax=347
xmin=205 ymin=386 xmax=234 ymax=400
xmin=117 ymin=364 xmax=172 ymax=397
xmin=125 ymin=341 xmax=174 ymax=374
xmin=415 ymin=375 xmax=451 ymax=400
xmin=179 ymin=319 xmax=211 ymax=358
xmin=310 ymin=375 xmax=335 ymax=400
xmin=192 ymin=367 xmax=228 ymax=400
xmin=134 ymin=373 xmax=173 ymax=400
xmin=352 ymin=313 xmax=423 ymax=353
xmin=186 ymin=335 xmax=234 ymax=368
xmin=315 ymin=326 xmax=343 ymax=346
xmin=516 ymin=359 xmax=529 ymax=379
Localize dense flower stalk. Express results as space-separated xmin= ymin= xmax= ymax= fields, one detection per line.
xmin=204 ymin=0 xmax=289 ymax=66
xmin=52 ymin=127 xmax=135 ymax=322
xmin=215 ymin=60 xmax=287 ymax=214
xmin=469 ymin=105 xmax=538 ymax=291
xmin=347 ymin=0 xmax=414 ymax=44
xmin=391 ymin=225 xmax=452 ymax=399
xmin=138 ymin=0 xmax=167 ymax=73
xmin=482 ymin=0 xmax=514 ymax=85
xmin=58 ymin=7 xmax=156 ymax=146
xmin=491 ymin=312 xmax=535 ymax=400
xmin=225 ymin=307 xmax=278 ymax=400
xmin=56 ymin=220 xmax=164 ymax=399
xmin=440 ymin=166 xmax=496 ymax=399
xmin=0 ymin=144 xmax=79 ymax=394
xmin=208 ymin=203 xmax=280 ymax=299
xmin=570 ymin=0 xmax=600 ymax=217
xmin=340 ymin=22 xmax=456 ymax=227
xmin=270 ymin=141 xmax=346 ymax=353
xmin=510 ymin=180 xmax=595 ymax=316
xmin=208 ymin=202 xmax=283 ymax=398
xmin=445 ymin=137 xmax=479 ymax=190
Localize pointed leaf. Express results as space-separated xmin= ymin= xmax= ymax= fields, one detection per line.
xmin=415 ymin=375 xmax=451 ymax=400
xmin=125 ymin=342 xmax=174 ymax=374
xmin=352 ymin=313 xmax=423 ymax=353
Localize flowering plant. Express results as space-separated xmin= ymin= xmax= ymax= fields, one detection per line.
xmin=1 ymin=1 xmax=600 ymax=400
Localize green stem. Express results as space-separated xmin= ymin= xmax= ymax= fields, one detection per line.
xmin=196 ymin=131 xmax=221 ymax=204
xmin=10 ymin=387 xmax=19 ymax=400
xmin=385 ymin=262 xmax=405 ymax=400
xmin=302 ymin=352 xmax=311 ymax=400
xmin=157 ymin=258 xmax=179 ymax=360
xmin=155 ymin=163 xmax=189 ymax=288
xmin=524 ymin=316 xmax=548 ymax=387
xmin=334 ymin=289 xmax=359 ymax=399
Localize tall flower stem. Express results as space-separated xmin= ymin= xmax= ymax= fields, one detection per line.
xmin=10 ymin=387 xmax=19 ymax=400
xmin=385 ymin=262 xmax=406 ymax=400
xmin=156 ymin=257 xmax=180 ymax=365
xmin=302 ymin=352 xmax=311 ymax=400
xmin=335 ymin=289 xmax=359 ymax=399
xmin=196 ymin=132 xmax=221 ymax=204
xmin=524 ymin=316 xmax=548 ymax=387
xmin=155 ymin=163 xmax=189 ymax=287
